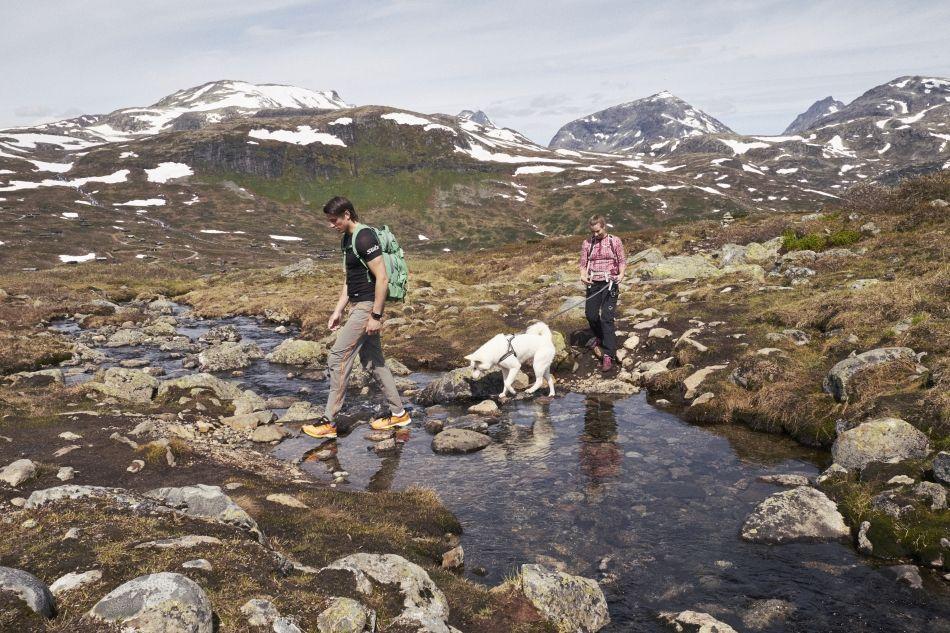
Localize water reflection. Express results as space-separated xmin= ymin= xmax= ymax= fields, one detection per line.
xmin=579 ymin=396 xmax=622 ymax=489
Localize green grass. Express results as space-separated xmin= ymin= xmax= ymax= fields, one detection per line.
xmin=782 ymin=228 xmax=862 ymax=252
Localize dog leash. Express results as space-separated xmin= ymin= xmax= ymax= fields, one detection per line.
xmin=547 ymin=280 xmax=613 ymax=321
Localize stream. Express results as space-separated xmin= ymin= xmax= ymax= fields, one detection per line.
xmin=53 ymin=306 xmax=950 ymax=632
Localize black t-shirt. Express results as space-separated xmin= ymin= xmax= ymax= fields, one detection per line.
xmin=342 ymin=227 xmax=382 ymax=303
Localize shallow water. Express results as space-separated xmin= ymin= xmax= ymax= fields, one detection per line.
xmin=53 ymin=309 xmax=950 ymax=632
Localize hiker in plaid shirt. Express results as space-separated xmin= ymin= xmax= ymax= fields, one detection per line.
xmin=579 ymin=215 xmax=626 ymax=372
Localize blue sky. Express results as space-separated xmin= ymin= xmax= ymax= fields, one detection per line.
xmin=3 ymin=0 xmax=949 ymax=143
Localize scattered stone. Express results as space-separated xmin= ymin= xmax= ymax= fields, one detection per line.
xmin=198 ymin=341 xmax=262 ymax=372
xmin=755 ymin=348 xmax=783 ymax=356
xmin=468 ymin=399 xmax=499 ymax=416
xmin=0 ymin=566 xmax=56 ymax=618
xmin=633 ymin=317 xmax=661 ymax=330
xmin=145 ymin=484 xmax=260 ymax=537
xmin=424 ymin=419 xmax=444 ymax=434
xmin=690 ymin=392 xmax=715 ymax=407
xmin=252 ymin=425 xmax=289 ymax=443
xmin=266 ymin=338 xmax=326 ymax=367
xmin=157 ymin=373 xmax=244 ymax=402
xmin=49 ymin=570 xmax=102 ymax=596
xmin=741 ymin=486 xmax=849 ymax=544
xmin=442 ymin=545 xmax=464 ymax=569
xmin=816 ymin=463 xmax=848 ymax=484
xmin=659 ymin=610 xmax=737 ymax=633
xmin=110 ymin=432 xmax=139 ymax=450
xmin=22 ymin=519 xmax=38 ymax=529
xmin=58 ymin=431 xmax=82 ymax=441
xmin=1 ymin=459 xmax=37 ymax=487
xmin=432 ymin=428 xmax=491 ymax=454
xmin=365 ymin=431 xmax=393 ymax=442
xmin=683 ymin=364 xmax=728 ymax=399
xmin=277 ymin=401 xmax=325 ymax=424
xmin=887 ymin=475 xmax=915 ymax=486
xmin=182 ymin=559 xmax=212 ymax=572
xmin=316 ymin=597 xmax=374 ymax=633
xmin=129 ymin=420 xmax=157 ymax=436
xmin=88 ymin=572 xmax=212 ymax=631
xmin=233 ymin=389 xmax=268 ymax=415
xmin=221 ymin=410 xmax=276 ymax=432
xmin=520 ymin=563 xmax=610 ymax=633
xmin=266 ymin=493 xmax=309 ymax=509
xmin=756 ymin=474 xmax=810 ymax=487
xmin=648 ymin=327 xmax=673 ymax=339
xmin=913 ymin=481 xmax=947 ymax=510
xmin=739 ymin=599 xmax=795 ymax=631
xmin=823 ymin=347 xmax=924 ymax=402
xmin=135 ymin=535 xmax=223 ymax=549
xmin=831 ymin=417 xmax=930 ymax=471
xmin=933 ymin=451 xmax=950 ymax=485
xmin=10 ymin=497 xmax=26 ymax=507
xmin=85 ymin=367 xmax=159 ymax=403
xmin=858 ymin=521 xmax=873 ymax=555
xmin=63 ymin=528 xmax=80 ymax=540
xmin=640 ymin=254 xmax=721 ymax=281
xmin=373 ymin=439 xmax=397 ymax=454
xmin=56 ymin=466 xmax=75 ymax=482
xmin=623 ymin=335 xmax=640 ymax=350
xmin=885 ymin=565 xmax=923 ymax=590
xmin=416 ymin=367 xmax=503 ymax=406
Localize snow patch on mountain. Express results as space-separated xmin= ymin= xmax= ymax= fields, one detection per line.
xmin=248 ymin=126 xmax=345 ymax=147
xmin=146 ymin=162 xmax=193 ymax=183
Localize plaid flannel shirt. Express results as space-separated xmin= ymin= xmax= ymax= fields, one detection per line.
xmin=580 ymin=234 xmax=625 ymax=281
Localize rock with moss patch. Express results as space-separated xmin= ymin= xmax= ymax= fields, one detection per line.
xmin=157 ymin=373 xmax=243 ymax=401
xmin=659 ymin=610 xmax=737 ymax=632
xmin=87 ymin=572 xmax=212 ymax=632
xmin=640 ymin=255 xmax=722 ymax=281
xmin=317 ymin=596 xmax=375 ymax=633
xmin=520 ymin=563 xmax=609 ymax=632
xmin=198 ymin=341 xmax=262 ymax=372
xmin=266 ymin=338 xmax=326 ymax=367
xmin=741 ymin=486 xmax=849 ymax=544
xmin=145 ymin=484 xmax=261 ymax=539
xmin=0 ymin=567 xmax=56 ymax=619
xmin=823 ymin=347 xmax=924 ymax=402
xmin=831 ymin=417 xmax=930 ymax=471
xmin=85 ymin=367 xmax=159 ymax=403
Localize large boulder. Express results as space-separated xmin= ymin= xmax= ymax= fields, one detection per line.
xmin=0 ymin=459 xmax=36 ymax=487
xmin=87 ymin=572 xmax=212 ymax=632
xmin=659 ymin=610 xmax=737 ymax=633
xmin=265 ymin=338 xmax=326 ymax=367
xmin=639 ymin=255 xmax=722 ymax=281
xmin=198 ymin=341 xmax=262 ymax=372
xmin=281 ymin=258 xmax=319 ymax=279
xmin=145 ymin=484 xmax=261 ymax=538
xmin=741 ymin=486 xmax=849 ymax=544
xmin=831 ymin=417 xmax=930 ymax=471
xmin=157 ymin=373 xmax=243 ymax=401
xmin=323 ymin=553 xmax=453 ymax=633
xmin=24 ymin=485 xmax=137 ymax=509
xmin=85 ymin=367 xmax=159 ymax=403
xmin=0 ymin=566 xmax=56 ymax=619
xmin=823 ymin=347 xmax=925 ymax=402
xmin=520 ymin=564 xmax=609 ymax=633
xmin=416 ymin=368 xmax=503 ymax=405
xmin=432 ymin=429 xmax=492 ymax=454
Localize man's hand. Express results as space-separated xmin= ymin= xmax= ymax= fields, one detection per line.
xmin=328 ymin=310 xmax=342 ymax=331
xmin=580 ymin=274 xmax=590 ymax=285
xmin=365 ymin=317 xmax=382 ymax=335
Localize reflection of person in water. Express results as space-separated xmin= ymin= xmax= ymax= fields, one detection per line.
xmin=368 ymin=428 xmax=410 ymax=492
xmin=579 ymin=395 xmax=622 ymax=486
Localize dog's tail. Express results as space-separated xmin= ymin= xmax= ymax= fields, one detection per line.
xmin=525 ymin=321 xmax=552 ymax=340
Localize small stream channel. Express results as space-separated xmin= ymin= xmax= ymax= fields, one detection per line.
xmin=53 ymin=306 xmax=950 ymax=632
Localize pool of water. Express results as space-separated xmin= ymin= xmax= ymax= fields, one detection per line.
xmin=51 ymin=309 xmax=950 ymax=632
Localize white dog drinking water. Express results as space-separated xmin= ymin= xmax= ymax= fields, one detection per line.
xmin=464 ymin=322 xmax=556 ymax=398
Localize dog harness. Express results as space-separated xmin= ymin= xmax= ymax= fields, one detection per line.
xmin=498 ymin=335 xmax=517 ymax=363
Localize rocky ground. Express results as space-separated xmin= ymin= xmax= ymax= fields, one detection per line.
xmin=1 ymin=172 xmax=948 ymax=630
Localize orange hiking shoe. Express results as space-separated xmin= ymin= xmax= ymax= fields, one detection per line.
xmin=370 ymin=410 xmax=411 ymax=431
xmin=301 ymin=417 xmax=337 ymax=439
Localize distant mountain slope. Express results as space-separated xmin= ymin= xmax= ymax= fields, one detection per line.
xmin=784 ymin=96 xmax=845 ymax=135
xmin=549 ymin=91 xmax=734 ymax=153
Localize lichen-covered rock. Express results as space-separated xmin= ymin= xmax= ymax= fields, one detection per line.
xmin=831 ymin=417 xmax=930 ymax=471
xmin=233 ymin=389 xmax=267 ymax=415
xmin=24 ymin=485 xmax=136 ymax=509
xmin=659 ymin=610 xmax=738 ymax=632
xmin=157 ymin=373 xmax=244 ymax=401
xmin=49 ymin=570 xmax=102 ymax=596
xmin=640 ymin=255 xmax=722 ymax=281
xmin=200 ymin=324 xmax=241 ymax=344
xmin=266 ymin=338 xmax=326 ymax=366
xmin=933 ymin=451 xmax=950 ymax=485
xmin=106 ymin=328 xmax=148 ymax=347
xmin=0 ymin=566 xmax=56 ymax=618
xmin=324 ymin=553 xmax=452 ymax=633
xmin=350 ymin=359 xmax=415 ymax=391
xmin=520 ymin=563 xmax=609 ymax=633
xmin=281 ymin=257 xmax=320 ymax=278
xmin=220 ymin=410 xmax=276 ymax=432
xmin=7 ymin=368 xmax=64 ymax=387
xmin=317 ymin=597 xmax=374 ymax=633
xmin=741 ymin=486 xmax=849 ymax=544
xmin=85 ymin=367 xmax=159 ymax=403
xmin=87 ymin=572 xmax=212 ymax=632
xmin=251 ymin=425 xmax=289 ymax=443
xmin=823 ymin=347 xmax=924 ymax=402
xmin=145 ymin=484 xmax=261 ymax=538
xmin=0 ymin=459 xmax=36 ymax=487
xmin=416 ymin=367 xmax=503 ymax=405
xmin=277 ymin=401 xmax=325 ymax=424
xmin=432 ymin=429 xmax=491 ymax=454
xmin=198 ymin=341 xmax=262 ymax=372
xmin=468 ymin=399 xmax=499 ymax=416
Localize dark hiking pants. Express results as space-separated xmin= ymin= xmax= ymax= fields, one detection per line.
xmin=585 ymin=281 xmax=618 ymax=359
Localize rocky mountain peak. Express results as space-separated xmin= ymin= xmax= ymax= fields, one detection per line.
xmin=783 ymin=96 xmax=845 ymax=135
xmin=153 ymin=80 xmax=349 ymax=113
xmin=457 ymin=109 xmax=495 ymax=127
xmin=549 ymin=91 xmax=733 ymax=154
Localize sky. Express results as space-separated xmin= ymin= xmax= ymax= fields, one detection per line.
xmin=3 ymin=0 xmax=949 ymax=144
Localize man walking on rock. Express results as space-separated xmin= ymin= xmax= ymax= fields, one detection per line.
xmin=579 ymin=215 xmax=626 ymax=372
xmin=302 ymin=197 xmax=410 ymax=439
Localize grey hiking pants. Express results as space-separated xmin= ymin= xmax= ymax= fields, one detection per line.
xmin=325 ymin=301 xmax=403 ymax=422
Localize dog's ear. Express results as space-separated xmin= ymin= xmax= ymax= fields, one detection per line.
xmin=464 ymin=354 xmax=474 ymax=362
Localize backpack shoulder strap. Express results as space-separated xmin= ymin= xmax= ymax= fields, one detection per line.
xmin=349 ymin=224 xmax=371 ymax=267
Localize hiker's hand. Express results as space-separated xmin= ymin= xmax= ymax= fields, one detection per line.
xmin=328 ymin=311 xmax=342 ymax=331
xmin=580 ymin=274 xmax=590 ymax=285
xmin=365 ymin=317 xmax=382 ymax=335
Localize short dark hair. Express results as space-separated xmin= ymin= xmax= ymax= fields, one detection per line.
xmin=323 ymin=196 xmax=357 ymax=221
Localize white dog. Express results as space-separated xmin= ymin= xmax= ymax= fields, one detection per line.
xmin=465 ymin=322 xmax=556 ymax=398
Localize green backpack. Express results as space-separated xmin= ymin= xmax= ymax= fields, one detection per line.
xmin=346 ymin=223 xmax=409 ymax=301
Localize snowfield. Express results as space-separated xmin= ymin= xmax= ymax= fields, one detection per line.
xmin=514 ymin=165 xmax=565 ymax=175
xmin=113 ymin=198 xmax=166 ymax=207
xmin=269 ymin=235 xmax=303 ymax=242
xmin=248 ymin=126 xmax=346 ymax=147
xmin=58 ymin=253 xmax=96 ymax=263
xmin=146 ymin=162 xmax=193 ymax=183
